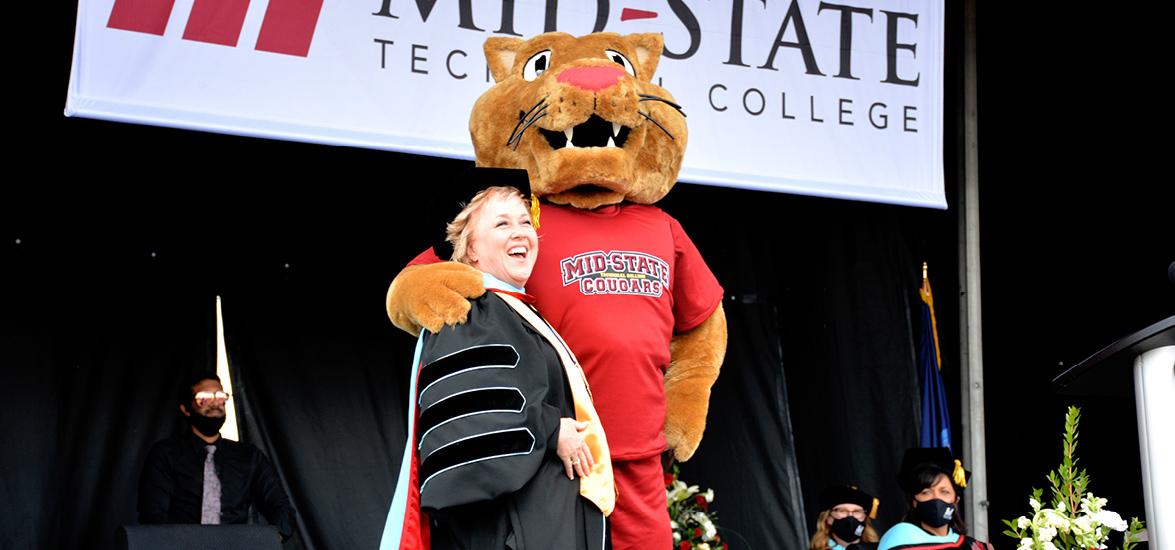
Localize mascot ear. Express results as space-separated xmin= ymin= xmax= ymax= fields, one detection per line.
xmin=485 ymin=37 xmax=526 ymax=83
xmin=625 ymin=33 xmax=664 ymax=81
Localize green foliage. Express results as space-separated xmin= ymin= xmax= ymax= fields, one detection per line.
xmin=1122 ymin=517 xmax=1144 ymax=550
xmin=1046 ymin=407 xmax=1090 ymax=516
xmin=1000 ymin=407 xmax=1146 ymax=550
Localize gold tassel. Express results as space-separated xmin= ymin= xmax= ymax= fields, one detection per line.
xmin=870 ymin=498 xmax=879 ymax=519
xmin=530 ymin=195 xmax=541 ymax=230
xmin=953 ymin=459 xmax=968 ymax=488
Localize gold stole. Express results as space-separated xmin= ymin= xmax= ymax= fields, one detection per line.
xmin=495 ymin=292 xmax=617 ymax=516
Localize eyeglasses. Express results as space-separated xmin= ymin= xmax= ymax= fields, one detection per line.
xmin=829 ymin=507 xmax=867 ymax=521
xmin=194 ymin=391 xmax=231 ymax=405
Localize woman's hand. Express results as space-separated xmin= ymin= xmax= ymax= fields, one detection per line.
xmin=557 ymin=418 xmax=594 ymax=480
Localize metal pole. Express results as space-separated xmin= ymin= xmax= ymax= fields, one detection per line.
xmin=958 ymin=0 xmax=989 ymax=539
xmin=1134 ymin=346 xmax=1175 ymax=549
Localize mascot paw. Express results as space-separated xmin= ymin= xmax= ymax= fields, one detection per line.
xmin=387 ymin=262 xmax=486 ymax=335
xmin=664 ymin=424 xmax=702 ymax=462
xmin=663 ymin=390 xmax=708 ymax=462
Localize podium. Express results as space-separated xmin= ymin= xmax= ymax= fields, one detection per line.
xmin=1053 ymin=315 xmax=1174 ymax=549
xmin=116 ymin=524 xmax=282 ymax=550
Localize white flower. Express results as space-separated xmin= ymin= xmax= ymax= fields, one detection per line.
xmin=692 ymin=511 xmax=714 ymax=531
xmin=1038 ymin=509 xmax=1071 ymax=532
xmin=1071 ymin=516 xmax=1093 ymax=536
xmin=673 ymin=531 xmax=681 ymax=542
xmin=1032 ymin=508 xmax=1069 ymax=536
xmin=1029 ymin=498 xmax=1042 ymax=511
xmin=703 ymin=489 xmax=714 ymax=503
xmin=1017 ymin=516 xmax=1031 ymax=530
xmin=1089 ymin=494 xmax=1107 ymax=511
xmin=1042 ymin=541 xmax=1059 ymax=550
xmin=697 ymin=544 xmax=711 ymax=550
xmin=699 ymin=518 xmax=717 ymax=541
xmin=670 ymin=521 xmax=680 ymax=530
xmin=668 ymin=482 xmax=692 ymax=502
xmin=687 ymin=484 xmax=700 ymax=495
xmin=1093 ymin=510 xmax=1127 ymax=531
xmin=1017 ymin=538 xmax=1034 ymax=550
xmin=1072 ymin=516 xmax=1104 ymax=548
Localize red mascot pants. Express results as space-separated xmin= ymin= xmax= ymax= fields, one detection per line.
xmin=610 ymin=455 xmax=672 ymax=550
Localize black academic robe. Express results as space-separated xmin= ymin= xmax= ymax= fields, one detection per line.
xmin=414 ymin=292 xmax=608 ymax=550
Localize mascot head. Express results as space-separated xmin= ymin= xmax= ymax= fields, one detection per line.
xmin=470 ymin=32 xmax=687 ymax=210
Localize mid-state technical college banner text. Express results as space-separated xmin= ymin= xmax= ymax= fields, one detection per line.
xmin=67 ymin=0 xmax=945 ymax=208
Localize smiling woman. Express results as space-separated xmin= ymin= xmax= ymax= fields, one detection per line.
xmin=381 ymin=173 xmax=616 ymax=550
xmin=445 ymin=187 xmax=538 ymax=289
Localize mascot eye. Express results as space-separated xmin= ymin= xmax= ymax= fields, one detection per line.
xmin=523 ymin=50 xmax=552 ymax=81
xmin=604 ymin=49 xmax=637 ymax=78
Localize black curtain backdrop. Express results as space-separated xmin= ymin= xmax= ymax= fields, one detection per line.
xmin=1 ymin=230 xmax=215 ymax=549
xmin=677 ymin=300 xmax=807 ymax=549
xmin=220 ymin=258 xmax=415 ymax=549
xmin=775 ymin=201 xmax=925 ymax=533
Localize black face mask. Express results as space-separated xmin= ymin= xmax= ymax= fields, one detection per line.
xmin=830 ymin=516 xmax=865 ymax=543
xmin=914 ymin=498 xmax=955 ymax=528
xmin=189 ymin=411 xmax=226 ymax=437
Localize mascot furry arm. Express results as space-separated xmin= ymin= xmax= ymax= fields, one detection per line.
xmin=386 ymin=32 xmax=725 ymax=461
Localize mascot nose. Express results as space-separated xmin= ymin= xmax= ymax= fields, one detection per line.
xmin=556 ymin=65 xmax=625 ymax=91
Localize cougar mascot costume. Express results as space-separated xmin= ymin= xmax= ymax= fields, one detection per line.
xmin=384 ymin=32 xmax=727 ymax=550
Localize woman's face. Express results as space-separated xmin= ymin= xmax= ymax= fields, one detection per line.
xmin=913 ymin=473 xmax=957 ymax=505
xmin=825 ymin=503 xmax=867 ymax=526
xmin=467 ymin=193 xmax=538 ymax=289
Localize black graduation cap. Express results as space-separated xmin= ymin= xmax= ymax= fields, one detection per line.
xmin=819 ymin=485 xmax=879 ymax=519
xmin=896 ymin=447 xmax=970 ymax=494
xmin=427 ymin=165 xmax=533 ymax=260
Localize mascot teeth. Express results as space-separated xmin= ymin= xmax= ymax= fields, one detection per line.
xmin=542 ymin=115 xmax=630 ymax=150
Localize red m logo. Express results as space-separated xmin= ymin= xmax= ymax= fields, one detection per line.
xmin=107 ymin=0 xmax=323 ymax=57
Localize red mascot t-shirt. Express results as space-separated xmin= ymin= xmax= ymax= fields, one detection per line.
xmin=411 ymin=202 xmax=723 ymax=459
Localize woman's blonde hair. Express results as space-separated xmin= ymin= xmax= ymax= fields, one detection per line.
xmin=808 ymin=510 xmax=880 ymax=550
xmin=445 ymin=185 xmax=528 ymax=264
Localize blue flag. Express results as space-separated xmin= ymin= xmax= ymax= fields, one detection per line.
xmin=918 ymin=265 xmax=952 ymax=450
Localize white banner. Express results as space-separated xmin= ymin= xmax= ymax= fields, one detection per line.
xmin=66 ymin=0 xmax=945 ymax=208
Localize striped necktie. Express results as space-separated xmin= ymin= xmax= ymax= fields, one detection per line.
xmin=201 ymin=444 xmax=221 ymax=524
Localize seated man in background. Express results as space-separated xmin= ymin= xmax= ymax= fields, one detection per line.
xmin=138 ymin=373 xmax=296 ymax=541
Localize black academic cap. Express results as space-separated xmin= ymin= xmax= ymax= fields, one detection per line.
xmin=819 ymin=485 xmax=879 ymax=519
xmin=427 ymin=165 xmax=532 ymax=260
xmin=896 ymin=447 xmax=970 ymax=493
